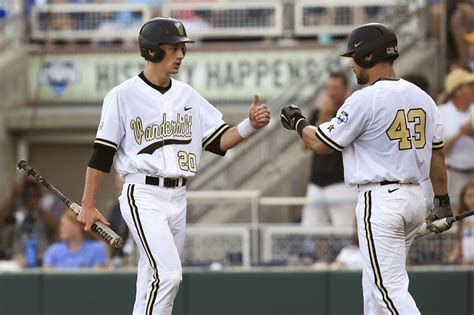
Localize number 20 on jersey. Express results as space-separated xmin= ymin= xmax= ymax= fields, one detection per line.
xmin=178 ymin=151 xmax=197 ymax=173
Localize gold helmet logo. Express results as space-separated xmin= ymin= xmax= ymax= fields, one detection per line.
xmin=175 ymin=22 xmax=185 ymax=36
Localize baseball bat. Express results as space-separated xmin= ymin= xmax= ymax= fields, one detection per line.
xmin=17 ymin=160 xmax=124 ymax=249
xmin=416 ymin=210 xmax=474 ymax=237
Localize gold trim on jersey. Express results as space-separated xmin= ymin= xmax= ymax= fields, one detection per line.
xmin=203 ymin=123 xmax=229 ymax=149
xmin=432 ymin=141 xmax=444 ymax=150
xmin=130 ymin=113 xmax=193 ymax=145
xmin=127 ymin=184 xmax=160 ymax=314
xmin=94 ymin=138 xmax=117 ymax=151
xmin=363 ymin=191 xmax=399 ymax=315
xmin=315 ymin=127 xmax=344 ymax=152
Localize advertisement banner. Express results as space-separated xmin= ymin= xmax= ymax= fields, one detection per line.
xmin=27 ymin=48 xmax=330 ymax=103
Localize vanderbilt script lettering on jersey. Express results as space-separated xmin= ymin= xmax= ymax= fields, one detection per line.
xmin=130 ymin=114 xmax=193 ymax=145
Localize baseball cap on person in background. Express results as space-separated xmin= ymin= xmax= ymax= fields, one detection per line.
xmin=464 ymin=32 xmax=474 ymax=44
xmin=445 ymin=68 xmax=474 ymax=95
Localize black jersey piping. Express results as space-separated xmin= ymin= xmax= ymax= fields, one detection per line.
xmin=371 ymin=77 xmax=400 ymax=85
xmin=138 ymin=71 xmax=172 ymax=94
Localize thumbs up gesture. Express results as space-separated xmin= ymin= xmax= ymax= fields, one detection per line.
xmin=249 ymin=95 xmax=270 ymax=129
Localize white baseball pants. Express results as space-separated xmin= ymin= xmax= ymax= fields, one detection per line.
xmin=119 ymin=183 xmax=187 ymax=315
xmin=356 ymin=183 xmax=425 ymax=315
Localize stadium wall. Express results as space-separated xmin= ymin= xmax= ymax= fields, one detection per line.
xmin=0 ymin=269 xmax=472 ymax=315
xmin=0 ymin=48 xmax=28 ymax=203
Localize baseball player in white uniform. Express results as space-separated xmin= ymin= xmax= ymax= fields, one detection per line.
xmin=281 ymin=23 xmax=452 ymax=314
xmin=78 ymin=17 xmax=270 ymax=315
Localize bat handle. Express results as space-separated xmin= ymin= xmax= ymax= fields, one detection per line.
xmin=417 ymin=217 xmax=451 ymax=237
xmin=416 ymin=222 xmax=432 ymax=237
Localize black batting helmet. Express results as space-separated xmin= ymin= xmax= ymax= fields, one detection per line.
xmin=341 ymin=23 xmax=398 ymax=69
xmin=139 ymin=17 xmax=195 ymax=63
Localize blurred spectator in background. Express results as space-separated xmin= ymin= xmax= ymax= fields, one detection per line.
xmin=300 ymin=72 xmax=357 ymax=227
xmin=427 ymin=0 xmax=443 ymax=39
xmin=0 ymin=178 xmax=60 ymax=267
xmin=0 ymin=180 xmax=23 ymax=260
xmin=436 ymin=62 xmax=472 ymax=104
xmin=331 ymin=229 xmax=362 ymax=270
xmin=448 ymin=182 xmax=474 ymax=264
xmin=451 ymin=0 xmax=474 ymax=66
xmin=43 ymin=210 xmax=108 ymax=269
xmin=107 ymin=174 xmax=130 ymax=267
xmin=463 ymin=31 xmax=474 ymax=71
xmin=438 ymin=68 xmax=474 ymax=211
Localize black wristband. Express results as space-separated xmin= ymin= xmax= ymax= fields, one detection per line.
xmin=296 ymin=118 xmax=310 ymax=137
xmin=434 ymin=194 xmax=450 ymax=206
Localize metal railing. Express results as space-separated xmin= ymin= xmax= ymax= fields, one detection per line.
xmin=25 ymin=1 xmax=425 ymax=43
xmin=30 ymin=3 xmax=151 ymax=41
xmin=293 ymin=0 xmax=409 ymax=36
xmin=161 ymin=1 xmax=284 ymax=39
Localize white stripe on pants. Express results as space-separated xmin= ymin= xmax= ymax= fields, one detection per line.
xmin=356 ymin=183 xmax=424 ymax=315
xmin=119 ymin=183 xmax=186 ymax=315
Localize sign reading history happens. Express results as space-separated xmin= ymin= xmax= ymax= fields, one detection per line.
xmin=27 ymin=48 xmax=330 ymax=103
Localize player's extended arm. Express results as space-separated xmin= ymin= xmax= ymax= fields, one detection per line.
xmin=220 ymin=95 xmax=270 ymax=151
xmin=280 ymin=105 xmax=332 ymax=155
xmin=79 ymin=167 xmax=110 ymax=232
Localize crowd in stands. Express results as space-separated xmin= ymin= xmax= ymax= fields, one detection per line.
xmin=0 ymin=176 xmax=130 ymax=270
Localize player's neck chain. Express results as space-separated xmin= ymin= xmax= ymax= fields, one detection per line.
xmin=130 ymin=113 xmax=193 ymax=145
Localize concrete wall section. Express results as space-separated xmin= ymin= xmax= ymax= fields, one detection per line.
xmin=0 ymin=48 xmax=28 ymax=203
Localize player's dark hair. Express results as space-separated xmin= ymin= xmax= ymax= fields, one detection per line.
xmin=329 ymin=71 xmax=349 ymax=86
xmin=459 ymin=182 xmax=474 ymax=214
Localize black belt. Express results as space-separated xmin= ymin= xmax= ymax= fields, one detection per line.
xmin=380 ymin=180 xmax=400 ymax=186
xmin=145 ymin=176 xmax=187 ymax=188
xmin=358 ymin=180 xmax=402 ymax=188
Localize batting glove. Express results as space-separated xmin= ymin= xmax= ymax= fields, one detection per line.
xmin=280 ymin=105 xmax=309 ymax=136
xmin=426 ymin=194 xmax=453 ymax=233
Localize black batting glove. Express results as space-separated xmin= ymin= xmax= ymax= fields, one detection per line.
xmin=280 ymin=105 xmax=309 ymax=136
xmin=426 ymin=194 xmax=453 ymax=233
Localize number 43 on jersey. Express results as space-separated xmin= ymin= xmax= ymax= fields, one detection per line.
xmin=386 ymin=109 xmax=426 ymax=150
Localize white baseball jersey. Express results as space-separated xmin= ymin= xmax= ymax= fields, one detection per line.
xmin=95 ymin=75 xmax=228 ymax=179
xmin=437 ymin=102 xmax=474 ymax=169
xmin=316 ymin=78 xmax=444 ymax=186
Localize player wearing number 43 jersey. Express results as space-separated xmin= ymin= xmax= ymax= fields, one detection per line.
xmin=78 ymin=17 xmax=270 ymax=315
xmin=281 ymin=23 xmax=452 ymax=315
